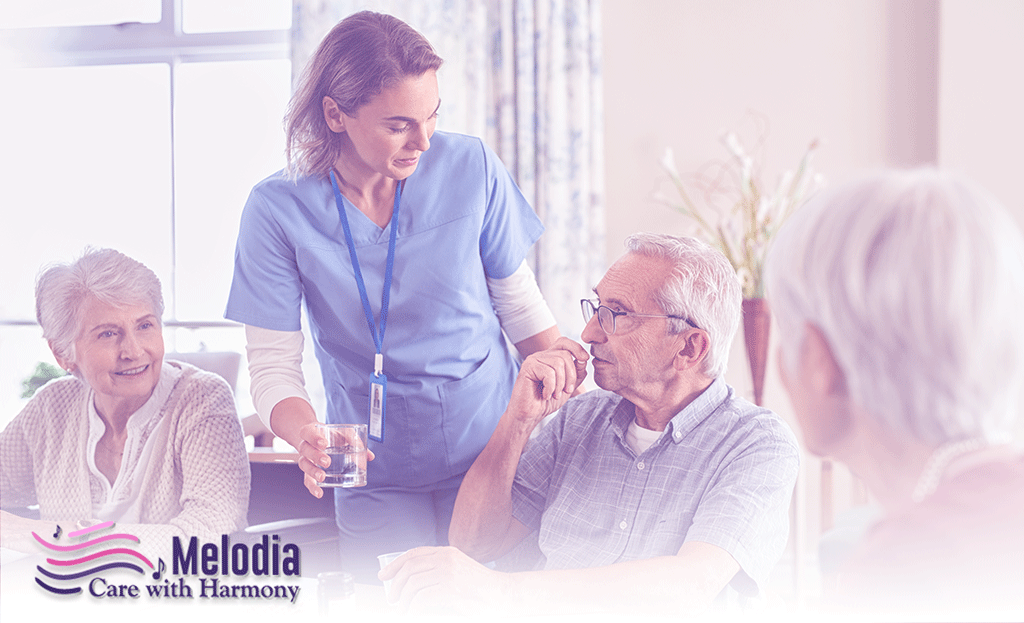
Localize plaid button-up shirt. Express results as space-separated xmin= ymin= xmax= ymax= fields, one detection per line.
xmin=511 ymin=378 xmax=800 ymax=595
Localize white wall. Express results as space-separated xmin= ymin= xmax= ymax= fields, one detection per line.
xmin=938 ymin=0 xmax=1024 ymax=441
xmin=939 ymin=0 xmax=1024 ymax=221
xmin=602 ymin=0 xmax=890 ymax=261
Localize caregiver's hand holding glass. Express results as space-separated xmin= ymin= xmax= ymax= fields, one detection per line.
xmin=225 ymin=10 xmax=560 ymax=582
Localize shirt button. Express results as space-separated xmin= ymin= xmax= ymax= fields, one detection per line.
xmin=619 ymin=521 xmax=628 ymax=530
xmin=637 ymin=461 xmax=645 ymax=470
xmin=674 ymin=432 xmax=682 ymax=441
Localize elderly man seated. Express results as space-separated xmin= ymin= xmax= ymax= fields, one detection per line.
xmin=379 ymin=232 xmax=800 ymax=616
xmin=765 ymin=170 xmax=1024 ymax=619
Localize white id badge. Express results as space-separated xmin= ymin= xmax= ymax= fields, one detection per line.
xmin=369 ymin=373 xmax=386 ymax=443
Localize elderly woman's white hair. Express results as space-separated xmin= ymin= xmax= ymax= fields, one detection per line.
xmin=765 ymin=169 xmax=1024 ymax=444
xmin=35 ymin=248 xmax=164 ymax=368
xmin=625 ymin=232 xmax=741 ymax=379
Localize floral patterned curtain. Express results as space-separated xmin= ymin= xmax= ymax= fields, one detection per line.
xmin=291 ymin=0 xmax=605 ymax=337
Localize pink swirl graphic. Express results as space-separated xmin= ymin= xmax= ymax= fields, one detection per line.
xmin=68 ymin=521 xmax=114 ymax=538
xmin=47 ymin=548 xmax=154 ymax=569
xmin=32 ymin=531 xmax=139 ymax=551
xmin=33 ymin=523 xmax=154 ymax=597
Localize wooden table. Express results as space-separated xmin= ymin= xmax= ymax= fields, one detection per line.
xmin=247 ymin=447 xmax=300 ymax=464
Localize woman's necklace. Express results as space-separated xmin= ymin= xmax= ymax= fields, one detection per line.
xmin=911 ymin=438 xmax=986 ymax=503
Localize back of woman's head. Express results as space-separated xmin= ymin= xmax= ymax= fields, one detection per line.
xmin=766 ymin=169 xmax=1024 ymax=444
xmin=36 ymin=247 xmax=164 ymax=364
xmin=285 ymin=11 xmax=443 ymax=178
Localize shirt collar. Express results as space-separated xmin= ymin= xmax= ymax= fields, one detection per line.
xmin=667 ymin=376 xmax=729 ymax=442
xmin=87 ymin=362 xmax=183 ymax=436
xmin=609 ymin=377 xmax=729 ymax=443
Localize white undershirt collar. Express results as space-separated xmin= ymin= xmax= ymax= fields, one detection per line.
xmin=625 ymin=417 xmax=664 ymax=455
xmin=86 ymin=362 xmax=183 ymax=521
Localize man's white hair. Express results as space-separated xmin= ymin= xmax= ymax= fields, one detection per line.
xmin=625 ymin=232 xmax=741 ymax=379
xmin=765 ymin=169 xmax=1024 ymax=444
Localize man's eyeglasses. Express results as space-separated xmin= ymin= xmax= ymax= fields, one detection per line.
xmin=580 ymin=298 xmax=700 ymax=335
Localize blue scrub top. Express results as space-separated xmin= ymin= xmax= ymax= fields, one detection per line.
xmin=226 ymin=131 xmax=544 ymax=488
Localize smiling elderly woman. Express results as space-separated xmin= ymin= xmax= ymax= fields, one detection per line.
xmin=0 ymin=248 xmax=249 ymax=552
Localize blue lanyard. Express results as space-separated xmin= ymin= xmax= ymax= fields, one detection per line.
xmin=329 ymin=170 xmax=402 ymax=376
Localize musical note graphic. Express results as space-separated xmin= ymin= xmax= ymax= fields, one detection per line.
xmin=152 ymin=558 xmax=166 ymax=580
xmin=53 ymin=525 xmax=62 ymax=539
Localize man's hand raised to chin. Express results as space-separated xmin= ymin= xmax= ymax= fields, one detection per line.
xmin=506 ymin=337 xmax=589 ymax=430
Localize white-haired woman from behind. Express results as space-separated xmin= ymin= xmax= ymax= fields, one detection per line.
xmin=765 ymin=169 xmax=1024 ymax=619
xmin=0 ymin=248 xmax=249 ymax=553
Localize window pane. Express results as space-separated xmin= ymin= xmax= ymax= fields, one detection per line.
xmin=182 ymin=0 xmax=291 ymax=33
xmin=0 ymin=325 xmax=54 ymax=431
xmin=0 ymin=0 xmax=160 ymax=29
xmin=0 ymin=64 xmax=173 ymax=320
xmin=173 ymin=59 xmax=291 ymax=320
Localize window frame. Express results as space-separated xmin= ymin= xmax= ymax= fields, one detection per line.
xmin=0 ymin=0 xmax=289 ymax=328
xmin=3 ymin=0 xmax=289 ymax=69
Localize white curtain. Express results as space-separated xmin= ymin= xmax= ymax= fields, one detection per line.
xmin=292 ymin=0 xmax=605 ymax=337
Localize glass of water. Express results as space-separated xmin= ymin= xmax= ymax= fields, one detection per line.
xmin=315 ymin=423 xmax=368 ymax=487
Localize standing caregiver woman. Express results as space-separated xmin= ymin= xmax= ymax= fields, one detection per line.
xmin=226 ymin=11 xmax=559 ymax=579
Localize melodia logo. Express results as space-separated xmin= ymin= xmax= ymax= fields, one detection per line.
xmin=33 ymin=521 xmax=155 ymax=596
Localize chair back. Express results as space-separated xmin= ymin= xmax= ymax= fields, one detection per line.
xmin=165 ymin=351 xmax=241 ymax=392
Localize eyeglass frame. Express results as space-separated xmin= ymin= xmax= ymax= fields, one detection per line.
xmin=580 ymin=298 xmax=701 ymax=335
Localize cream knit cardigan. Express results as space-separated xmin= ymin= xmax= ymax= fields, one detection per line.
xmin=1 ymin=360 xmax=250 ymax=555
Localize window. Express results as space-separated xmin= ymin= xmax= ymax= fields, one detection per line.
xmin=0 ymin=1 xmax=291 ymax=424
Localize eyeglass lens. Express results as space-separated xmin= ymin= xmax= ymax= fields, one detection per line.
xmin=580 ymin=299 xmax=616 ymax=334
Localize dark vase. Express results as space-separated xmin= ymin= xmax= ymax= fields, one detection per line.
xmin=742 ymin=298 xmax=771 ymax=406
